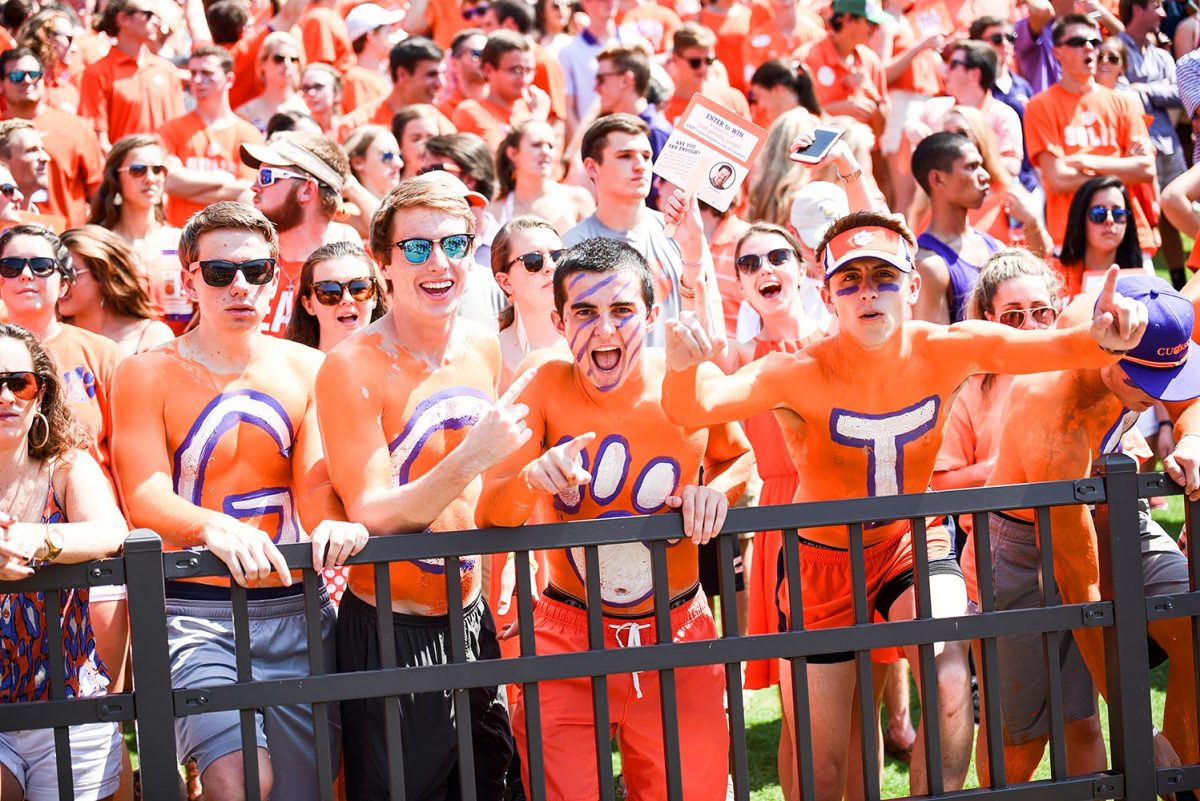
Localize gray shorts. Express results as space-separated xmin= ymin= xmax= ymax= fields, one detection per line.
xmin=1157 ymin=146 xmax=1189 ymax=190
xmin=166 ymin=585 xmax=338 ymax=800
xmin=990 ymin=504 xmax=1188 ymax=745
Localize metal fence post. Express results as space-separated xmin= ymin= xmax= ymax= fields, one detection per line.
xmin=123 ymin=529 xmax=183 ymax=801
xmin=1094 ymin=454 xmax=1155 ymax=800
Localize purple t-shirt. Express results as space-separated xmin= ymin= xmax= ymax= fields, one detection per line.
xmin=1014 ymin=17 xmax=1060 ymax=95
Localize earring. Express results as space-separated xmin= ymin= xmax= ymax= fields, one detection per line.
xmin=113 ymin=193 xmax=122 ymax=206
xmin=29 ymin=411 xmax=48 ymax=449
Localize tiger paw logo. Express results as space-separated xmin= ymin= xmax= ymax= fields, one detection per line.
xmin=61 ymin=367 xmax=96 ymax=403
xmin=553 ymin=433 xmax=681 ymax=607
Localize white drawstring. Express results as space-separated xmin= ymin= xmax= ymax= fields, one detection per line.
xmin=609 ymin=621 xmax=652 ymax=699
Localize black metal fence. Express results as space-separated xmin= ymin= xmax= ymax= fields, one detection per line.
xmin=1 ymin=453 xmax=1197 ymax=800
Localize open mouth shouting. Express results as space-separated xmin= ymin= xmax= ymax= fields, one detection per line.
xmin=758 ymin=278 xmax=783 ymax=300
xmin=591 ymin=345 xmax=622 ymax=373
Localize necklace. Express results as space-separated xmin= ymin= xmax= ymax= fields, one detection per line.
xmin=0 ymin=456 xmax=44 ymax=524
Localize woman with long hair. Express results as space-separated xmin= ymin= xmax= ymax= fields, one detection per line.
xmin=344 ymin=124 xmax=401 ymax=208
xmin=1057 ymin=176 xmax=1146 ymax=301
xmin=284 ymin=241 xmax=388 ymax=354
xmin=300 ymin=62 xmax=344 ymax=136
xmin=534 ymin=0 xmax=574 ymax=52
xmin=0 ymin=323 xmax=129 ymax=801
xmin=489 ymin=215 xmax=566 ymax=384
xmin=234 ymin=32 xmax=309 ymax=134
xmin=491 ymin=120 xmax=593 ymax=233
xmin=931 ymin=249 xmax=1107 ymax=785
xmin=16 ymin=9 xmax=78 ymax=112
xmin=391 ymin=104 xmax=445 ymax=181
xmin=59 ymin=226 xmax=174 ymax=359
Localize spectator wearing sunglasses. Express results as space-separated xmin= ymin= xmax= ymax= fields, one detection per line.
xmin=662 ymin=23 xmax=749 ymax=129
xmin=438 ymin=28 xmax=488 ymax=120
xmin=453 ymin=30 xmax=550 ymax=154
xmin=0 ymin=47 xmax=103 ymax=229
xmin=594 ymin=44 xmax=670 ymax=165
xmin=0 ymin=323 xmax=129 ymax=801
xmin=316 ymin=179 xmax=518 ymax=801
xmin=489 ymin=215 xmax=564 ymax=382
xmin=111 ymin=201 xmax=368 ymax=801
xmin=1056 ymin=176 xmax=1147 ymax=302
xmin=0 ymin=163 xmax=22 ymax=226
xmin=1023 ymin=14 xmax=1154 ymax=252
xmin=341 ymin=124 xmax=402 ymax=234
xmin=299 ymin=63 xmax=345 ymax=138
xmin=235 ymin=32 xmax=310 ymax=136
xmin=492 ymin=119 xmax=593 ymax=232
xmin=158 ymin=45 xmax=264 ymax=229
xmin=559 ymin=0 xmax=647 ymax=131
xmin=285 ymin=240 xmax=388 ymax=353
xmin=79 ymin=0 xmax=184 ymax=153
xmin=240 ymin=132 xmax=359 ymax=338
xmin=59 ymin=225 xmax=174 ymax=360
xmin=0 ymin=119 xmax=47 ymax=215
xmin=15 ymin=8 xmax=80 ymax=114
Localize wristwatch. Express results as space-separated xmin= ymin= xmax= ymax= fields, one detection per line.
xmin=35 ymin=525 xmax=63 ymax=565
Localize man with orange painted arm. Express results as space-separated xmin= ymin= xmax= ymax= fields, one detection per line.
xmin=315 ymin=178 xmax=526 ymax=800
xmin=111 ymin=202 xmax=368 ymax=801
xmin=985 ymin=275 xmax=1200 ymax=782
xmin=477 ymin=236 xmax=752 ymax=801
xmin=660 ymin=210 xmax=1148 ymax=800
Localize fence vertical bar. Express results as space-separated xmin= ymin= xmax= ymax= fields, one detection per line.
xmin=909 ymin=516 xmax=944 ymax=795
xmin=513 ymin=550 xmax=546 ymax=801
xmin=583 ymin=545 xmax=615 ymax=801
xmin=650 ymin=539 xmax=684 ymax=801
xmin=847 ymin=522 xmax=879 ymax=801
xmin=302 ymin=569 xmax=335 ymax=801
xmin=373 ymin=562 xmax=407 ymax=801
xmin=1035 ymin=506 xmax=1068 ymax=780
xmin=445 ymin=555 xmax=477 ymax=801
xmin=718 ymin=533 xmax=750 ymax=801
xmin=230 ymin=581 xmax=261 ymax=801
xmin=782 ymin=528 xmax=816 ymax=801
xmin=42 ymin=586 xmax=74 ymax=800
xmin=1186 ymin=495 xmax=1200 ymax=767
xmin=1094 ymin=455 xmax=1155 ymax=800
xmin=123 ymin=531 xmax=181 ymax=801
xmin=972 ymin=511 xmax=1006 ymax=788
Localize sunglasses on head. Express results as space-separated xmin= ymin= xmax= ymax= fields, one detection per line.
xmin=1087 ymin=205 xmax=1129 ymax=224
xmin=735 ymin=248 xmax=795 ymax=275
xmin=987 ymin=31 xmax=1017 ymax=44
xmin=0 ymin=256 xmax=58 ymax=278
xmin=120 ymin=162 xmax=167 ymax=178
xmin=394 ymin=234 xmax=473 ymax=265
xmin=682 ymin=55 xmax=716 ymax=69
xmin=271 ymin=52 xmax=301 ymax=64
xmin=998 ymin=306 xmax=1058 ymax=328
xmin=0 ymin=371 xmax=41 ymax=401
xmin=6 ymin=69 xmax=41 ymax=83
xmin=1097 ymin=52 xmax=1122 ymax=65
xmin=312 ymin=277 xmax=376 ymax=305
xmin=509 ymin=249 xmax=564 ymax=273
xmin=191 ymin=258 xmax=276 ymax=287
xmin=1062 ymin=35 xmax=1101 ymax=48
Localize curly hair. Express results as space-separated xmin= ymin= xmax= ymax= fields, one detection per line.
xmin=0 ymin=324 xmax=88 ymax=460
xmin=87 ymin=135 xmax=167 ymax=230
xmin=284 ymin=241 xmax=388 ymax=348
xmin=61 ymin=225 xmax=160 ymax=320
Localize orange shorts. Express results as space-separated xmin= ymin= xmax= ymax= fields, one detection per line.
xmin=776 ymin=522 xmax=960 ymax=663
xmin=510 ymin=591 xmax=729 ymax=801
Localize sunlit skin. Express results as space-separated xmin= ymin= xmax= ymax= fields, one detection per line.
xmin=0 ymin=165 xmax=24 ymax=223
xmin=300 ymin=66 xmax=338 ymax=120
xmin=736 ymin=232 xmax=804 ymax=318
xmin=117 ymin=145 xmax=167 ymax=213
xmin=583 ymin=131 xmax=653 ymax=204
xmin=398 ymin=59 xmax=445 ymax=104
xmin=1084 ymin=185 xmax=1129 ymax=258
xmin=398 ymin=114 xmax=440 ymax=180
xmin=383 ymin=208 xmax=472 ymax=327
xmin=984 ymin=274 xmax=1057 ymax=330
xmin=0 ymin=235 xmax=65 ymax=327
xmin=0 ymin=338 xmax=36 ymax=451
xmin=300 ymin=255 xmax=379 ymax=352
xmin=553 ymin=268 xmax=658 ymax=394
xmin=821 ymin=259 xmax=921 ymax=349
xmin=494 ymin=226 xmax=559 ymax=332
xmin=180 ymin=229 xmax=279 ymax=334
xmin=261 ymin=43 xmax=302 ymax=92
xmin=352 ymin=132 xmax=402 ymax=199
xmin=58 ymin=248 xmax=99 ymax=319
xmin=488 ymin=50 xmax=535 ymax=105
xmin=1094 ymin=41 xmax=1124 ymax=89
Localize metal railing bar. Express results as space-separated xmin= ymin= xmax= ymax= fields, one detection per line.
xmin=42 ymin=589 xmax=74 ymax=801
xmin=0 ymin=558 xmax=125 ymax=592
xmin=783 ymin=528 xmax=816 ymax=801
xmin=718 ymin=533 xmax=749 ymax=801
xmin=910 ymin=516 xmax=943 ymax=795
xmin=0 ymin=695 xmax=136 ymax=732
xmin=973 ymin=511 xmax=1006 ymax=789
xmin=230 ymin=582 xmax=261 ymax=801
xmin=446 ymin=555 xmax=478 ymax=801
xmin=302 ymin=569 xmax=334 ymax=801
xmin=848 ymin=522 xmax=880 ymax=801
xmin=650 ymin=539 xmax=684 ymax=801
xmin=373 ymin=562 xmax=407 ymax=801
xmin=513 ymin=550 xmax=546 ymax=801
xmin=583 ymin=544 xmax=615 ymax=801
xmin=1035 ymin=507 xmax=1067 ymax=781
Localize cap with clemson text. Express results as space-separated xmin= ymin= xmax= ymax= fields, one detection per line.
xmin=1109 ymin=274 xmax=1200 ymax=403
xmin=822 ymin=224 xmax=914 ymax=278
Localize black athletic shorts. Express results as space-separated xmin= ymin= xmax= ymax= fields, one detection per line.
xmin=697 ymin=534 xmax=745 ymax=599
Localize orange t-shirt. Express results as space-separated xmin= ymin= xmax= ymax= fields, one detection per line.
xmin=479 ymin=351 xmax=751 ymax=617
xmin=887 ymin=17 xmax=941 ymax=95
xmin=700 ymin=4 xmax=759 ymax=93
xmin=742 ymin=13 xmax=826 ymax=88
xmin=804 ymin=35 xmax=889 ymax=109
xmin=428 ymin=0 xmax=468 ymax=48
xmin=30 ymin=106 xmax=104 ymax=228
xmin=159 ymin=111 xmax=264 ymax=228
xmin=44 ymin=324 xmax=119 ymax=490
xmin=112 ymin=336 xmax=328 ymax=588
xmin=42 ymin=69 xmax=81 ymax=115
xmin=337 ymin=95 xmax=456 ymax=142
xmin=451 ymin=96 xmax=537 ymax=153
xmin=300 ymin=5 xmax=356 ymax=74
xmin=229 ymin=24 xmax=271 ymax=111
xmin=618 ymin=3 xmax=682 ymax=53
xmin=663 ymin=84 xmax=750 ymax=129
xmin=261 ymin=256 xmax=304 ymax=338
xmin=316 ymin=321 xmax=500 ymax=614
xmin=1023 ymin=83 xmax=1150 ymax=248
xmin=342 ymin=64 xmax=390 ymax=114
xmin=78 ymin=47 xmax=185 ymax=141
xmin=533 ymin=45 xmax=568 ymax=124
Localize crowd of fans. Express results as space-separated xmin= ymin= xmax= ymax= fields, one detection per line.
xmin=2 ymin=0 xmax=1200 ymax=798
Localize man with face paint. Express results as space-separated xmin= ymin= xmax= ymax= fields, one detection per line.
xmin=985 ymin=274 xmax=1200 ymax=781
xmin=661 ymin=210 xmax=1150 ymax=799
xmin=476 ymin=237 xmax=753 ymax=801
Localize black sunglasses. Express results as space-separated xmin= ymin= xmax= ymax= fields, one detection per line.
xmin=120 ymin=162 xmax=167 ymax=178
xmin=312 ymin=277 xmax=376 ymax=305
xmin=509 ymin=249 xmax=565 ymax=273
xmin=0 ymin=256 xmax=58 ymax=278
xmin=735 ymin=248 xmax=795 ymax=275
xmin=462 ymin=3 xmax=489 ymax=18
xmin=1062 ymin=35 xmax=1101 ymax=48
xmin=0 ymin=371 xmax=41 ymax=401
xmin=682 ymin=55 xmax=716 ymax=69
xmin=1087 ymin=205 xmax=1130 ymax=224
xmin=271 ymin=52 xmax=301 ymax=64
xmin=987 ymin=31 xmax=1017 ymax=44
xmin=192 ymin=258 xmax=276 ymax=287
xmin=1097 ymin=53 xmax=1122 ymax=65
xmin=0 ymin=183 xmax=18 ymax=199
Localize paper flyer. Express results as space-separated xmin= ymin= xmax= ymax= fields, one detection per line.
xmin=652 ymin=93 xmax=767 ymax=213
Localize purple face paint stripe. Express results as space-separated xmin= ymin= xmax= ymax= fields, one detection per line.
xmin=572 ymin=273 xmax=618 ymax=302
xmin=568 ymin=271 xmax=588 ymax=289
xmin=877 ymin=282 xmax=901 ymax=292
xmin=835 ymin=284 xmax=859 ymax=296
xmin=615 ymin=313 xmax=639 ymax=329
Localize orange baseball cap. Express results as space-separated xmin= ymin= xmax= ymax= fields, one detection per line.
xmin=821 ymin=224 xmax=914 ymax=278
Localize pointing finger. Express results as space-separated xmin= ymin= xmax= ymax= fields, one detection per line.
xmin=498 ymin=367 xmax=537 ymax=408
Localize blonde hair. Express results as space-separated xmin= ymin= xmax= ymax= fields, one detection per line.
xmin=748 ymin=108 xmax=818 ymax=227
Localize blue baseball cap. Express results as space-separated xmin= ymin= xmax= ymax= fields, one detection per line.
xmin=1109 ymin=275 xmax=1200 ymax=402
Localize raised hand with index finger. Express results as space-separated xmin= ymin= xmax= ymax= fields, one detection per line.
xmin=459 ymin=367 xmax=538 ymax=475
xmin=525 ymin=431 xmax=595 ymax=494
xmin=1090 ymin=265 xmax=1148 ymax=353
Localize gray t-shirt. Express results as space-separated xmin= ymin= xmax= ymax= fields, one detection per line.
xmin=563 ymin=211 xmax=683 ymax=348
